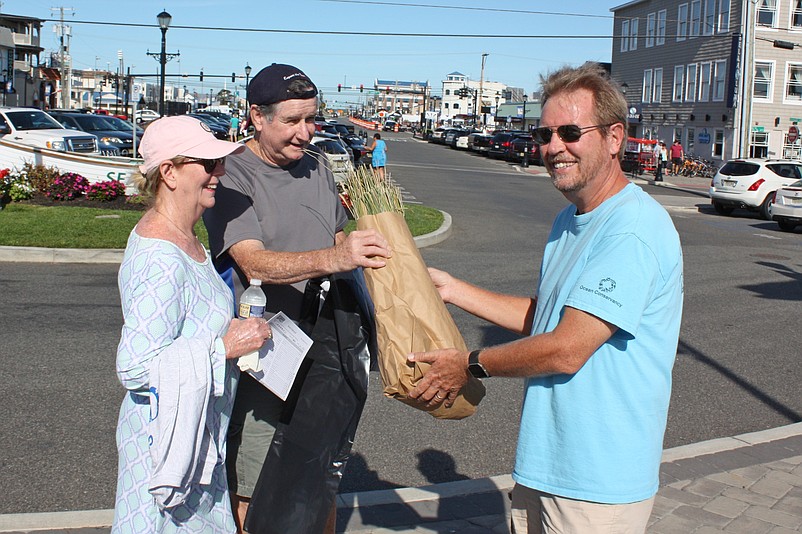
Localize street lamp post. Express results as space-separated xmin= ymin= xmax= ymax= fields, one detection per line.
xmin=244 ymin=64 xmax=252 ymax=113
xmin=157 ymin=10 xmax=171 ymax=117
xmin=521 ymin=94 xmax=529 ymax=168
xmin=495 ymin=95 xmax=499 ymax=128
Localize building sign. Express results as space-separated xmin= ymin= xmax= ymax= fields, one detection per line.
xmin=627 ymin=104 xmax=642 ymax=122
xmin=698 ymin=129 xmax=711 ymax=144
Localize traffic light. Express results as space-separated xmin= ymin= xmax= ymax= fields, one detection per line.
xmin=199 ymin=70 xmax=204 ymax=81
xmin=232 ymin=72 xmax=236 ymax=82
xmin=360 ymin=84 xmax=364 ymax=92
xmin=386 ymin=87 xmax=391 ymax=94
xmin=337 ymin=84 xmax=341 ymax=92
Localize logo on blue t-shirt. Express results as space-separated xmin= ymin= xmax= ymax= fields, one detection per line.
xmin=598 ymin=278 xmax=616 ymax=293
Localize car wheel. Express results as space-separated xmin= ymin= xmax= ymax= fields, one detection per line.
xmin=777 ymin=219 xmax=797 ymax=232
xmin=759 ymin=194 xmax=774 ymax=220
xmin=712 ymin=201 xmax=734 ymax=216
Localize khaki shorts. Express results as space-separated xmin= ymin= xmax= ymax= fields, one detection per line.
xmin=510 ymin=483 xmax=654 ymax=534
xmin=226 ymin=373 xmax=284 ymax=498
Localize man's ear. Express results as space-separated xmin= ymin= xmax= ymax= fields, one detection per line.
xmin=608 ymin=122 xmax=626 ymax=156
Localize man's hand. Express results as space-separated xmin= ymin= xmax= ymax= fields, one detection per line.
xmin=407 ymin=349 xmax=469 ymax=408
xmin=332 ymin=229 xmax=392 ymax=271
xmin=427 ymin=267 xmax=457 ymax=303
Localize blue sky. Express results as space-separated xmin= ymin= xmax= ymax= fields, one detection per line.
xmin=14 ymin=0 xmax=616 ymax=106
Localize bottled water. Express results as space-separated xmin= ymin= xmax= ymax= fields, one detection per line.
xmin=237 ymin=279 xmax=266 ymax=371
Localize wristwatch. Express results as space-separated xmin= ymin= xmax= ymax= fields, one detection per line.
xmin=468 ymin=349 xmax=490 ymax=379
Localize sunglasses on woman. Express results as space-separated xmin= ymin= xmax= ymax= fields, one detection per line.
xmin=184 ymin=157 xmax=225 ymax=173
xmin=531 ymin=124 xmax=615 ymax=145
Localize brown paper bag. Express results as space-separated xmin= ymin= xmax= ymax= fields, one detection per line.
xmin=357 ymin=211 xmax=485 ymax=419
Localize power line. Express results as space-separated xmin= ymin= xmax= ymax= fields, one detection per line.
xmin=316 ymin=0 xmax=613 ymax=20
xmin=42 ymin=18 xmax=612 ymax=39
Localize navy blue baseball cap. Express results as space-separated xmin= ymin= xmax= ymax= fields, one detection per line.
xmin=247 ymin=63 xmax=318 ymax=107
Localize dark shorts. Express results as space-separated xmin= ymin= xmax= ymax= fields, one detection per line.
xmin=672 ymin=157 xmax=682 ymax=166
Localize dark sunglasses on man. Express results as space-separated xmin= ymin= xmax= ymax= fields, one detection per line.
xmin=531 ymin=124 xmax=616 ymax=145
xmin=183 ymin=157 xmax=225 ymax=174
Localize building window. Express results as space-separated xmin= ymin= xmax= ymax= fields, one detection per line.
xmin=704 ymin=0 xmax=716 ymax=34
xmin=678 ymin=3 xmax=689 ymax=41
xmin=786 ymin=63 xmax=802 ymax=102
xmin=793 ymin=0 xmax=802 ymax=28
xmin=686 ymin=64 xmax=698 ymax=102
xmin=713 ymin=60 xmax=727 ymax=101
xmin=699 ymin=62 xmax=712 ymax=102
xmin=643 ymin=69 xmax=653 ymax=103
xmin=654 ymin=68 xmax=663 ymax=103
xmin=750 ymin=131 xmax=769 ymax=158
xmin=445 ymin=89 xmax=450 ymax=96
xmin=444 ymin=103 xmax=449 ymax=109
xmin=690 ymin=0 xmax=702 ymax=37
xmin=687 ymin=127 xmax=696 ymax=154
xmin=657 ymin=10 xmax=667 ymax=45
xmin=757 ymin=0 xmax=777 ymax=27
xmin=646 ymin=13 xmax=656 ymax=47
xmin=630 ymin=18 xmax=639 ymax=50
xmin=621 ymin=19 xmax=630 ymax=52
xmin=674 ymin=127 xmax=683 ymax=143
xmin=713 ymin=129 xmax=725 ymax=158
xmin=674 ymin=65 xmax=685 ymax=101
xmin=453 ymin=103 xmax=460 ymax=110
xmin=754 ymin=61 xmax=774 ymax=100
xmin=718 ymin=0 xmax=731 ymax=32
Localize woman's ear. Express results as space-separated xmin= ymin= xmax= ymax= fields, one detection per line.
xmin=159 ymin=161 xmax=178 ymax=190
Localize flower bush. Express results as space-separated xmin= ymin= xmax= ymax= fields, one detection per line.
xmin=44 ymin=172 xmax=90 ymax=201
xmin=23 ymin=163 xmax=61 ymax=193
xmin=0 ymin=168 xmax=35 ymax=202
xmin=85 ymin=180 xmax=126 ymax=201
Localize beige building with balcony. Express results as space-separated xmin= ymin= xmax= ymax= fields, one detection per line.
xmin=0 ymin=14 xmax=44 ymax=108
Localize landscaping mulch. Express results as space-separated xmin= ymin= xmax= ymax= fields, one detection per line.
xmin=19 ymin=194 xmax=147 ymax=211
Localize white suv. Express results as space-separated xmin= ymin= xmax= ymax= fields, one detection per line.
xmin=709 ymin=159 xmax=802 ymax=219
xmin=0 ymin=107 xmax=99 ymax=153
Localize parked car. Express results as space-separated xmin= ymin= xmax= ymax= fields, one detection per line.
xmin=444 ymin=128 xmax=467 ymax=147
xmin=487 ymin=131 xmax=525 ymax=159
xmin=469 ymin=133 xmax=494 ymax=154
xmin=770 ymin=178 xmax=802 ymax=231
xmin=311 ymin=135 xmax=354 ymax=182
xmin=103 ymin=116 xmax=145 ymax=142
xmin=506 ymin=134 xmax=541 ymax=165
xmin=709 ymin=158 xmax=802 ymax=219
xmin=49 ymin=111 xmax=134 ymax=157
xmin=429 ymin=127 xmax=461 ymax=145
xmin=187 ymin=113 xmax=229 ymax=140
xmin=455 ymin=133 xmax=471 ymax=150
xmin=382 ymin=120 xmax=398 ymax=132
xmin=134 ymin=109 xmax=159 ymax=124
xmin=0 ymin=107 xmax=99 ymax=154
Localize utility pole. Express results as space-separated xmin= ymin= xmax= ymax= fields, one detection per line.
xmin=51 ymin=7 xmax=75 ymax=109
xmin=478 ymin=53 xmax=488 ymax=129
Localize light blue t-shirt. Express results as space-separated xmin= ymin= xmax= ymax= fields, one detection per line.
xmin=513 ymin=182 xmax=683 ymax=504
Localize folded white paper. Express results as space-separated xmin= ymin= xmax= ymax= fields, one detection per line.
xmin=246 ymin=312 xmax=313 ymax=401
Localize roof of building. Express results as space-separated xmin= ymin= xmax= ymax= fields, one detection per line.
xmin=375 ymin=80 xmax=429 ymax=89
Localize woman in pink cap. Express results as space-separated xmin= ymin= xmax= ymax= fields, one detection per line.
xmin=112 ymin=116 xmax=272 ymax=533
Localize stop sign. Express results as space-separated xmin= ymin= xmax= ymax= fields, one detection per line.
xmin=789 ymin=125 xmax=799 ymax=143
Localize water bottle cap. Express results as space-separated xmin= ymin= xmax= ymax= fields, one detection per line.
xmin=250 ymin=279 xmax=262 ymax=286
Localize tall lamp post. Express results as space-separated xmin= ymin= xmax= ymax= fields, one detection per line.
xmin=494 ymin=95 xmax=499 ymax=128
xmin=521 ymin=94 xmax=529 ymax=168
xmin=157 ymin=10 xmax=171 ymax=117
xmin=244 ymin=64 xmax=252 ymax=112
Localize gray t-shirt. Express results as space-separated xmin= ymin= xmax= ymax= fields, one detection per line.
xmin=204 ymin=144 xmax=348 ymax=321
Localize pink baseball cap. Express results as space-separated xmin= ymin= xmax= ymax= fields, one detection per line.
xmin=138 ymin=115 xmax=245 ymax=174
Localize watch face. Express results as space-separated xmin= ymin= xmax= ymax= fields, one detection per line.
xmin=469 ymin=362 xmax=489 ymax=379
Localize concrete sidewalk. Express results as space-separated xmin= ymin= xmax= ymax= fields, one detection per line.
xmin=1 ymin=423 xmax=799 ymax=533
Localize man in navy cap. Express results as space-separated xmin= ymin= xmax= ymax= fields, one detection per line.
xmin=204 ymin=64 xmax=391 ymax=533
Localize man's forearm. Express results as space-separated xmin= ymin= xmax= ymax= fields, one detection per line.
xmin=233 ymin=246 xmax=337 ymax=285
xmin=448 ymin=278 xmax=535 ymax=335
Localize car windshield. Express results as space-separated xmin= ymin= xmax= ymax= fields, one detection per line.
xmin=6 ymin=111 xmax=64 ymax=131
xmin=719 ymin=161 xmax=760 ymax=176
xmin=314 ymin=140 xmax=347 ymax=155
xmin=104 ymin=117 xmax=144 ymax=135
xmin=73 ymin=115 xmax=117 ymax=131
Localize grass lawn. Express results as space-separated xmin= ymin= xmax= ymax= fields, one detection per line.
xmin=0 ymin=203 xmax=443 ymax=249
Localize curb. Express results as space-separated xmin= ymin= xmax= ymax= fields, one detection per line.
xmin=0 ymin=210 xmax=453 ymax=264
xmin=2 ymin=422 xmax=800 ymax=532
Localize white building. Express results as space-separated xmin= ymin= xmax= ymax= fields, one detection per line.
xmin=440 ymin=71 xmax=506 ymax=128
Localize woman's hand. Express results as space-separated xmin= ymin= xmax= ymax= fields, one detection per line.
xmin=221 ymin=317 xmax=272 ymax=360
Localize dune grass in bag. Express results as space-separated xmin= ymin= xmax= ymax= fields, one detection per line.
xmin=345 ymin=167 xmax=485 ymax=419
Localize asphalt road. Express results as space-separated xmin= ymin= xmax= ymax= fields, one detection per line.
xmin=0 ymin=131 xmax=800 ymax=514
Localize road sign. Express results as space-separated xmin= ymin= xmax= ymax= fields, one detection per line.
xmin=788 ymin=125 xmax=799 ymax=143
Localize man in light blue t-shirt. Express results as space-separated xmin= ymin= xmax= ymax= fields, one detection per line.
xmin=409 ymin=63 xmax=683 ymax=533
